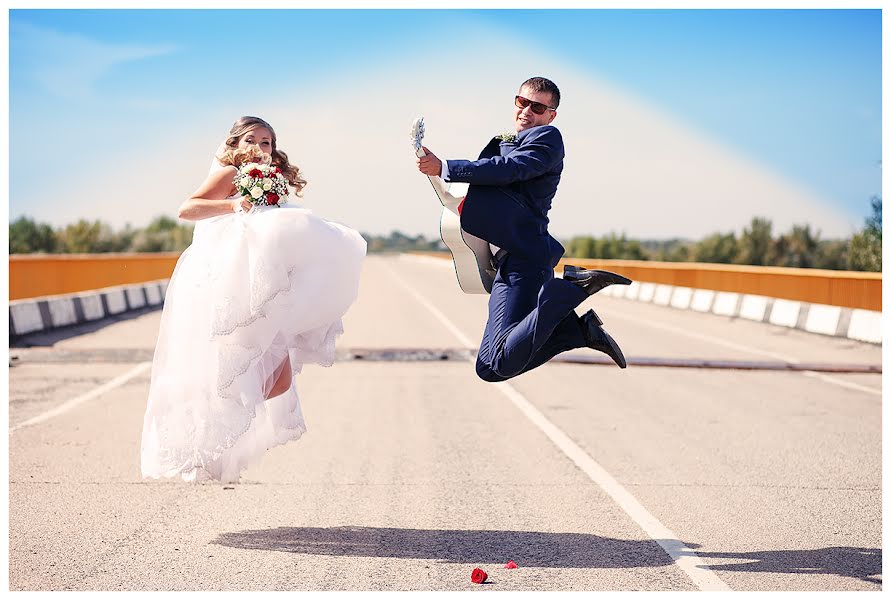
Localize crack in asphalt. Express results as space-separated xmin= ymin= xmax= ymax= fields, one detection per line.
xmin=8 ymin=348 xmax=882 ymax=373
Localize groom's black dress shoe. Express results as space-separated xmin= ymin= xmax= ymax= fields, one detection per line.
xmin=563 ymin=265 xmax=632 ymax=296
xmin=580 ymin=309 xmax=627 ymax=369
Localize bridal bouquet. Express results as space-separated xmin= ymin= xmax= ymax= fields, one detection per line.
xmin=234 ymin=163 xmax=289 ymax=207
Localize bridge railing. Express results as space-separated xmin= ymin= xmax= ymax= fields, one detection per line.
xmin=9 ymin=253 xmax=182 ymax=301
xmin=9 ymin=251 xmax=882 ymax=310
xmin=8 ymin=252 xmax=881 ymax=344
xmin=411 ymin=251 xmax=881 ymax=311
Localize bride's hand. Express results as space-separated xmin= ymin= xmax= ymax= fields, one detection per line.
xmin=231 ymin=198 xmax=253 ymax=213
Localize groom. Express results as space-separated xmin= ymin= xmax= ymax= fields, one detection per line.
xmin=417 ymin=76 xmax=631 ymax=382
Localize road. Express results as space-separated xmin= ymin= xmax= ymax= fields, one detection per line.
xmin=8 ymin=254 xmax=882 ymax=591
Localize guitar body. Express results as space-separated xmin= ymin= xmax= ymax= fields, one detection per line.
xmin=412 ymin=118 xmax=495 ymax=294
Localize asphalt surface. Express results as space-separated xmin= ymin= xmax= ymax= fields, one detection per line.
xmin=7 ymin=254 xmax=882 ymax=591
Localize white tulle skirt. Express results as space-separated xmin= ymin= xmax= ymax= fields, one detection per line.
xmin=140 ymin=203 xmax=366 ymax=483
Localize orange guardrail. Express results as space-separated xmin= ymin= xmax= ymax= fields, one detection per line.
xmin=412 ymin=251 xmax=882 ymax=311
xmin=9 ymin=253 xmax=182 ymax=300
xmin=10 ymin=251 xmax=883 ymax=311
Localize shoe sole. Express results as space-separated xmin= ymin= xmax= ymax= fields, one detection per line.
xmin=584 ymin=309 xmax=626 ymax=368
xmin=602 ymin=329 xmax=627 ymax=369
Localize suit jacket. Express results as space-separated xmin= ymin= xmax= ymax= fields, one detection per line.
xmin=446 ymin=124 xmax=566 ymax=268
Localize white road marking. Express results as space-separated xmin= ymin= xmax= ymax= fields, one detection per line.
xmin=10 ymin=362 xmax=152 ymax=433
xmin=801 ymin=371 xmax=882 ymax=396
xmin=609 ymin=312 xmax=881 ymax=396
xmin=383 ymin=261 xmax=730 ymax=592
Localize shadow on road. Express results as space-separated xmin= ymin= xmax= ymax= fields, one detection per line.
xmin=692 ymin=546 xmax=881 ymax=585
xmin=213 ymin=525 xmax=676 ymax=569
xmin=215 ymin=526 xmax=881 ymax=584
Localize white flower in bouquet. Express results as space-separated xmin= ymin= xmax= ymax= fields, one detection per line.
xmin=232 ymin=162 xmax=290 ymax=207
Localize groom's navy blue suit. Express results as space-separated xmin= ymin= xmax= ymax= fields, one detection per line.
xmin=446 ymin=125 xmax=590 ymax=382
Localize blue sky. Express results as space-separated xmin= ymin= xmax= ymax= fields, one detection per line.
xmin=8 ymin=9 xmax=883 ymax=239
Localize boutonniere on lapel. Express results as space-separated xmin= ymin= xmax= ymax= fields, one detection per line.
xmin=496 ymin=131 xmax=518 ymax=143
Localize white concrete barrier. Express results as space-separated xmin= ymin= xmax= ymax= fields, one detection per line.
xmin=712 ymin=292 xmax=740 ymax=317
xmin=804 ymin=303 xmax=843 ymax=336
xmin=103 ymin=289 xmax=128 ymax=315
xmin=769 ymin=299 xmax=802 ymax=328
xmin=597 ymin=276 xmax=879 ymax=345
xmin=145 ymin=283 xmax=163 ymax=306
xmin=638 ymin=283 xmax=656 ymax=303
xmin=10 ymin=279 xmax=170 ymax=339
xmin=739 ymin=295 xmax=770 ymax=322
xmin=77 ymin=294 xmax=105 ymax=321
xmin=47 ymin=297 xmax=78 ymax=328
xmin=670 ymin=287 xmax=693 ymax=310
xmin=653 ymin=285 xmax=673 ymax=306
xmin=10 ymin=302 xmax=45 ymax=335
xmin=690 ymin=290 xmax=715 ymax=313
xmin=125 ymin=286 xmax=146 ymax=309
xmin=847 ymin=309 xmax=882 ymax=344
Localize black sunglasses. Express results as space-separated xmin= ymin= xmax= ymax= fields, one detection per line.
xmin=515 ymin=95 xmax=556 ymax=115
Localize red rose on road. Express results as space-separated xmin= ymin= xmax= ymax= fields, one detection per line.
xmin=267 ymin=193 xmax=279 ymax=205
xmin=504 ymin=560 xmax=518 ymax=569
xmin=470 ymin=568 xmax=488 ymax=584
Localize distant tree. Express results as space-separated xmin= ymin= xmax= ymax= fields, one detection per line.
xmin=361 ymin=230 xmax=441 ymax=253
xmin=847 ymin=196 xmax=881 ymax=272
xmin=692 ymin=232 xmax=738 ymax=264
xmin=735 ymin=217 xmax=773 ymax=266
xmin=56 ymin=219 xmax=117 ymax=253
xmin=566 ymin=236 xmax=597 ymax=258
xmin=9 ymin=216 xmax=57 ymax=253
xmin=664 ymin=242 xmax=692 ymax=262
xmin=565 ymin=233 xmax=648 ymax=260
xmin=815 ymin=239 xmax=848 ymax=270
xmin=130 ymin=216 xmax=194 ymax=252
xmin=771 ymin=224 xmax=820 ymax=268
xmin=110 ymin=224 xmax=138 ymax=253
xmin=645 ymin=239 xmax=689 ymax=262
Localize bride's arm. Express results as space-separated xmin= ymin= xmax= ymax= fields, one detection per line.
xmin=177 ymin=166 xmax=251 ymax=221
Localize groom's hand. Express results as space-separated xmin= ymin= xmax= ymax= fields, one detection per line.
xmin=416 ymin=146 xmax=443 ymax=177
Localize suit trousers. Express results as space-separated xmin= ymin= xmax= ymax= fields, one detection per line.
xmin=475 ymin=253 xmax=589 ymax=382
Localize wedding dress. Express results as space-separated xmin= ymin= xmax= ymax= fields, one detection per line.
xmin=141 ymin=162 xmax=365 ymax=483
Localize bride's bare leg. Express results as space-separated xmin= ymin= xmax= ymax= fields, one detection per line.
xmin=265 ymin=355 xmax=292 ymax=399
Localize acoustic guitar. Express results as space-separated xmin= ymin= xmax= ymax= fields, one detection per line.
xmin=410 ymin=117 xmax=495 ymax=294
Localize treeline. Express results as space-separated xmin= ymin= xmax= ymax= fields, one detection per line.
xmin=9 ymin=216 xmax=195 ymax=254
xmin=361 ymin=231 xmax=445 ymax=253
xmin=565 ymin=197 xmax=881 ymax=272
xmin=9 ymin=197 xmax=881 ymax=272
xmin=8 ymin=214 xmax=446 ymax=255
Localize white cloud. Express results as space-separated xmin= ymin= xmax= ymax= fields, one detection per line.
xmin=10 ymin=21 xmax=176 ymax=99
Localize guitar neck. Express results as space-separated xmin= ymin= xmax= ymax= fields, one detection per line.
xmin=415 ymin=146 xmax=460 ymax=209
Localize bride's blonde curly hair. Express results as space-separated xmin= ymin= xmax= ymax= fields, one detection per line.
xmin=216 ymin=116 xmax=307 ymax=196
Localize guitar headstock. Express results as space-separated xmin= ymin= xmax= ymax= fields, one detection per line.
xmin=410 ymin=117 xmax=425 ymax=152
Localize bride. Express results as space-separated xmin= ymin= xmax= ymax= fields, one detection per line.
xmin=141 ymin=116 xmax=366 ymax=483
